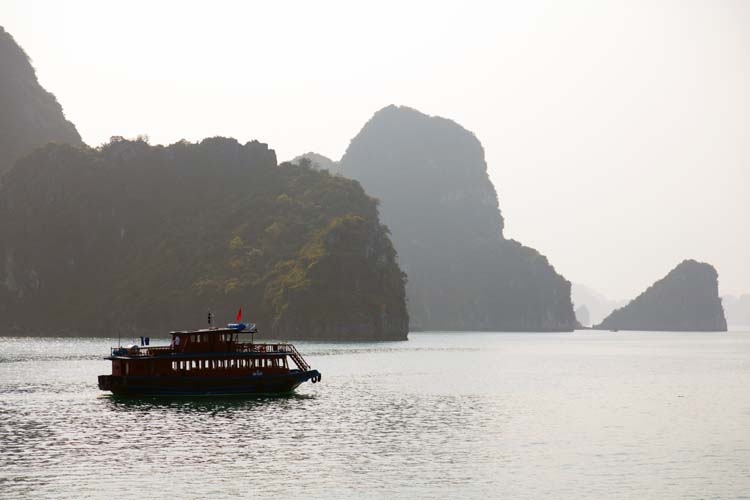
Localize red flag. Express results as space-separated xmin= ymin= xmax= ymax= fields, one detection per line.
xmin=236 ymin=308 xmax=242 ymax=322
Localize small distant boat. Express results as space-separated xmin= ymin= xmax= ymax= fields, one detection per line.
xmin=98 ymin=316 xmax=321 ymax=397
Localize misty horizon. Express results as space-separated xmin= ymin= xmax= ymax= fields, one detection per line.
xmin=1 ymin=0 xmax=747 ymax=301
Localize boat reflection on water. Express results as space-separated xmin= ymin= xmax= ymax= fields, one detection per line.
xmin=102 ymin=391 xmax=316 ymax=414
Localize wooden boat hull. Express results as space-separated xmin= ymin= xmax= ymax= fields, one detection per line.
xmin=98 ymin=369 xmax=321 ymax=397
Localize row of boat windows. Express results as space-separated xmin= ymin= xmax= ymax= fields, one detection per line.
xmin=184 ymin=334 xmax=235 ymax=343
xmin=170 ymin=358 xmax=287 ymax=371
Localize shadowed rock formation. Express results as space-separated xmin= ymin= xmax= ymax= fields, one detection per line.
xmin=339 ymin=105 xmax=576 ymax=331
xmin=595 ymin=260 xmax=727 ymax=331
xmin=0 ymin=138 xmax=408 ymax=340
xmin=0 ymin=26 xmax=82 ymax=174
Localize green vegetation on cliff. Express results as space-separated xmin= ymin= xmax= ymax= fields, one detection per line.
xmin=595 ymin=260 xmax=727 ymax=331
xmin=0 ymin=26 xmax=82 ymax=174
xmin=0 ymin=138 xmax=408 ymax=339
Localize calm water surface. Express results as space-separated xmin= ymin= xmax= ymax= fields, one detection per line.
xmin=1 ymin=331 xmax=749 ymax=500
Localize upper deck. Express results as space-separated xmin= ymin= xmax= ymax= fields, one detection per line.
xmin=108 ymin=327 xmax=311 ymax=371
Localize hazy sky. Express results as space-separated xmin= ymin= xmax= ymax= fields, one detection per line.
xmin=2 ymin=0 xmax=748 ymax=300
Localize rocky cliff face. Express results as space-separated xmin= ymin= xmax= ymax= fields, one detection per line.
xmin=339 ymin=105 xmax=576 ymax=331
xmin=0 ymin=138 xmax=408 ymax=339
xmin=0 ymin=27 xmax=82 ymax=174
xmin=595 ymin=260 xmax=727 ymax=331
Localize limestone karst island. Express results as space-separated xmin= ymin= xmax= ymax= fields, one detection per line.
xmin=0 ymin=25 xmax=732 ymax=337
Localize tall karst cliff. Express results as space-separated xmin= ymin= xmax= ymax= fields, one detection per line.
xmin=0 ymin=26 xmax=82 ymax=174
xmin=0 ymin=138 xmax=409 ymax=339
xmin=595 ymin=260 xmax=727 ymax=331
xmin=339 ymin=105 xmax=575 ymax=331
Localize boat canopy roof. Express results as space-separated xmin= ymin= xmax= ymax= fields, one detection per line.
xmin=170 ymin=324 xmax=257 ymax=336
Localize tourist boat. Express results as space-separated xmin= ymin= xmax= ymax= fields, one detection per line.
xmin=98 ymin=319 xmax=321 ymax=397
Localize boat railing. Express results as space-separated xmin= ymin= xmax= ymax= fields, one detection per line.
xmin=109 ymin=343 xmax=311 ymax=370
xmin=234 ymin=343 xmax=293 ymax=354
xmin=110 ymin=346 xmax=173 ymax=357
xmin=233 ymin=343 xmax=308 ymax=369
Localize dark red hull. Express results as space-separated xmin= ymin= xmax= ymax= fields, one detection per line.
xmin=98 ymin=369 xmax=321 ymax=397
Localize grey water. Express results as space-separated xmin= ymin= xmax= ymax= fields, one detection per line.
xmin=1 ymin=331 xmax=749 ymax=500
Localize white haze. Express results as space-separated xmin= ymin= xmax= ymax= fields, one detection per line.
xmin=1 ymin=0 xmax=747 ymax=301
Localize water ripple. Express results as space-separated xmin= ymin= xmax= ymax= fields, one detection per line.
xmin=1 ymin=331 xmax=749 ymax=500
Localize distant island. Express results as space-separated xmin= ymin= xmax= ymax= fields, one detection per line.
xmin=575 ymin=305 xmax=591 ymax=327
xmin=594 ymin=260 xmax=727 ymax=331
xmin=339 ymin=105 xmax=576 ymax=331
xmin=722 ymin=294 xmax=750 ymax=327
xmin=0 ymin=138 xmax=409 ymax=339
xmin=572 ymin=283 xmax=627 ymax=326
xmin=291 ymin=152 xmax=341 ymax=175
